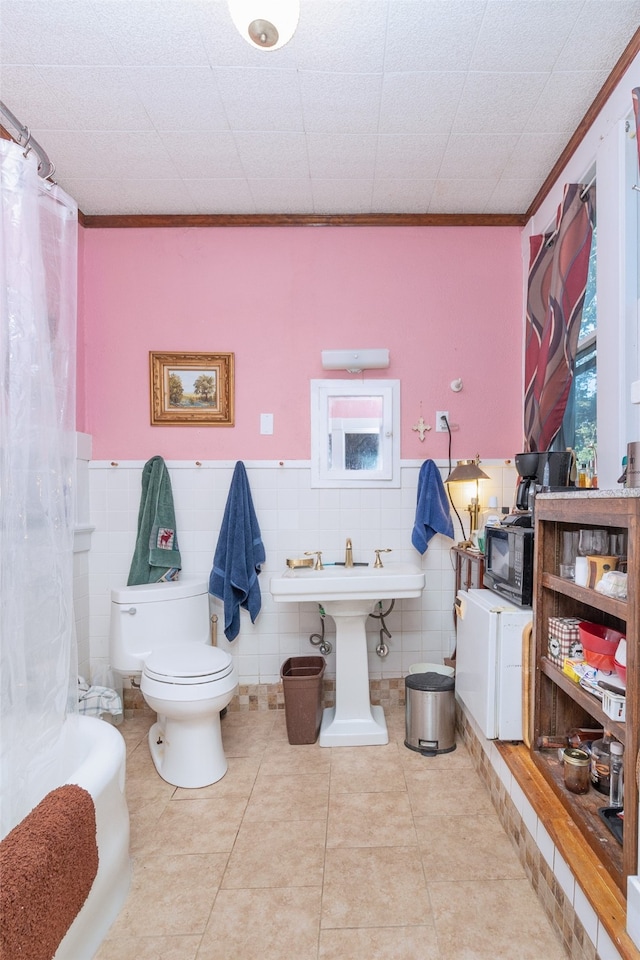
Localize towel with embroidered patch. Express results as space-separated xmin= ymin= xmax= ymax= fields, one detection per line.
xmin=209 ymin=461 xmax=265 ymax=641
xmin=411 ymin=459 xmax=454 ymax=554
xmin=128 ymin=456 xmax=181 ymax=585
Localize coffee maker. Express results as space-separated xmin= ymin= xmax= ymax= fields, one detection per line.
xmin=508 ymin=451 xmax=575 ymax=526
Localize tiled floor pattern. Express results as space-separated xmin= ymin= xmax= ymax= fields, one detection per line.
xmin=95 ymin=707 xmax=569 ymax=960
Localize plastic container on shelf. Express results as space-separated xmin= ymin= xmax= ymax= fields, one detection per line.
xmin=578 ymin=622 xmax=625 ymax=673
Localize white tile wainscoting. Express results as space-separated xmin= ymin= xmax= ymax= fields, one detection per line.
xmin=83 ymin=457 xmax=517 ymax=687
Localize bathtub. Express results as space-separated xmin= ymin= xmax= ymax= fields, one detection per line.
xmin=51 ymin=714 xmax=131 ymax=959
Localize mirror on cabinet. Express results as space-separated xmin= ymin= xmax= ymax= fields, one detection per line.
xmin=310 ymin=379 xmax=400 ymax=488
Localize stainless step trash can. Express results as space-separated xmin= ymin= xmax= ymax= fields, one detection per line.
xmin=404 ymin=672 xmax=456 ymax=755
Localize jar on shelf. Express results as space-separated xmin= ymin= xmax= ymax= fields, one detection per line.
xmin=590 ymin=736 xmax=612 ymax=795
xmin=563 ymin=748 xmax=591 ymax=794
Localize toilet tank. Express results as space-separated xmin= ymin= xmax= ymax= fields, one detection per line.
xmin=109 ymin=578 xmax=211 ymax=674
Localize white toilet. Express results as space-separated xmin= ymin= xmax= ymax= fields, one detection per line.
xmin=109 ymin=578 xmax=237 ymax=788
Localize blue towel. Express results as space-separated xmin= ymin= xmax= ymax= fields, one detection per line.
xmin=411 ymin=460 xmax=454 ymax=554
xmin=209 ymin=462 xmax=265 ymax=641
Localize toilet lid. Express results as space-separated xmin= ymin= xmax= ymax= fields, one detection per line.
xmin=144 ymin=643 xmax=233 ymax=683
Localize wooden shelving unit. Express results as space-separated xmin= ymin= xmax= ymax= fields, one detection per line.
xmin=532 ymin=492 xmax=640 ymax=894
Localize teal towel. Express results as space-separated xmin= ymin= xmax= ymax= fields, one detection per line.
xmin=127 ymin=456 xmax=182 ymax=585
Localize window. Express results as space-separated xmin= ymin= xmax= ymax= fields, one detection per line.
xmin=310 ymin=380 xmax=400 ymax=487
xmin=553 ymin=221 xmax=597 ymax=467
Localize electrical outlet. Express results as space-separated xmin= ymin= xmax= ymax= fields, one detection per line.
xmin=436 ymin=411 xmax=449 ymax=432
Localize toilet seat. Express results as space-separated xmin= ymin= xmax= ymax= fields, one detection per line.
xmin=143 ymin=643 xmax=233 ymax=685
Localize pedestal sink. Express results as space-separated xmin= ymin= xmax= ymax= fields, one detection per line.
xmin=270 ymin=562 xmax=426 ymax=747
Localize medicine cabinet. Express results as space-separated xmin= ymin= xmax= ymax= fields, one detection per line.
xmin=310 ymin=379 xmax=400 ymax=488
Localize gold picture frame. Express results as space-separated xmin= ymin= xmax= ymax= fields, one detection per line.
xmin=150 ymin=352 xmax=235 ymax=426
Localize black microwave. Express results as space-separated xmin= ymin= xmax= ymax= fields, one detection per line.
xmin=483 ymin=524 xmax=534 ymax=608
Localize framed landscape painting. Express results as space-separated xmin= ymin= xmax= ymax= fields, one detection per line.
xmin=150 ymin=352 xmax=235 ymax=426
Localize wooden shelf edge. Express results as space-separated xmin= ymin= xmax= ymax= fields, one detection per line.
xmin=497 ymin=741 xmax=639 ymax=960
xmin=539 ymin=657 xmax=626 ymax=742
xmin=541 ymin=573 xmax=628 ymax=619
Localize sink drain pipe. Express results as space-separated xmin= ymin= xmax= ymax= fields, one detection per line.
xmin=308 ymin=600 xmax=395 ymax=658
xmin=370 ymin=599 xmax=394 ymax=657
xmin=309 ymin=605 xmax=332 ymax=656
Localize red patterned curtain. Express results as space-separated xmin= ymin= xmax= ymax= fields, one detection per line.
xmin=633 ymin=88 xmax=640 ymax=169
xmin=523 ymin=183 xmax=595 ymax=452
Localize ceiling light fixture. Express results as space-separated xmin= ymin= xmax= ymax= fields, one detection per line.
xmin=228 ymin=0 xmax=300 ymax=51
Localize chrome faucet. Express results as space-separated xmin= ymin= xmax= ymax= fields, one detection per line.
xmin=345 ymin=538 xmax=353 ymax=568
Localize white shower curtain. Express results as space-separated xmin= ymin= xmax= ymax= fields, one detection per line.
xmin=0 ymin=139 xmax=78 ymax=836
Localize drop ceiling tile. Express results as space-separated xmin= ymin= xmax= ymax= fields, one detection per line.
xmin=120 ymin=179 xmax=201 ymax=215
xmin=501 ymin=134 xmax=567 ymax=180
xmin=127 ymin=67 xmax=230 ymax=132
xmin=183 ymin=177 xmax=256 ymax=214
xmin=374 ymin=135 xmax=448 ymax=179
xmin=487 ymin=178 xmax=542 ymax=213
xmin=428 ymin=179 xmax=491 ymax=214
xmin=440 ymin=135 xmax=520 ymax=180
xmin=453 ymin=71 xmax=548 ymax=135
xmin=293 ymin=0 xmax=388 ymax=73
xmin=371 ymin=179 xmax=436 ymax=213
xmin=527 ymin=70 xmax=611 ymax=134
xmin=234 ymin=132 xmax=309 ymax=179
xmin=214 ymin=67 xmax=304 ymax=132
xmin=94 ymin=1 xmax=209 ymax=67
xmin=64 ymin=177 xmax=198 ymax=216
xmin=470 ymin=0 xmax=581 ymax=72
xmin=0 ymin=0 xmax=119 ymax=65
xmin=312 ymin=179 xmax=374 ymax=214
xmin=159 ymin=132 xmax=244 ymax=179
xmin=560 ymin=1 xmax=640 ymax=70
xmin=28 ymin=129 xmax=177 ymax=180
xmin=248 ymin=178 xmax=314 ymax=213
xmin=35 ymin=65 xmax=154 ymax=130
xmin=299 ymin=72 xmax=383 ymax=135
xmin=380 ymin=72 xmax=467 ymax=136
xmin=307 ymin=134 xmax=377 ymax=179
xmin=384 ymin=0 xmax=485 ymax=72
xmin=0 ymin=65 xmax=76 ymax=128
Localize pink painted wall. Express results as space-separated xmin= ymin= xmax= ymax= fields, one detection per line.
xmin=79 ymin=225 xmax=524 ymax=461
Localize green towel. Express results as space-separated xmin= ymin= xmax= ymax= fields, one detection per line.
xmin=127 ymin=456 xmax=182 ymax=585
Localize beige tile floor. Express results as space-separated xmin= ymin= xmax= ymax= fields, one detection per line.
xmin=95 ymin=707 xmax=569 ymax=960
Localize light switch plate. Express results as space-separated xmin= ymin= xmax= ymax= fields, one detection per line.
xmin=260 ymin=413 xmax=274 ymax=435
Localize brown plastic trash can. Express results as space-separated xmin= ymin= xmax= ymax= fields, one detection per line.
xmin=280 ymin=656 xmax=326 ymax=744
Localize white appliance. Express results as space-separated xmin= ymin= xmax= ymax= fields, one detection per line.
xmin=454 ymin=588 xmax=532 ymax=740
